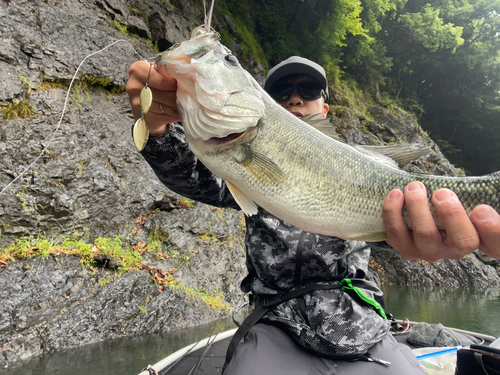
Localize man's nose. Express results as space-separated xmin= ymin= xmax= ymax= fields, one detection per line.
xmin=286 ymin=89 xmax=303 ymax=107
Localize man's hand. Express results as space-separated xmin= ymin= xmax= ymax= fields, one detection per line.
xmin=126 ymin=60 xmax=182 ymax=137
xmin=383 ymin=181 xmax=500 ymax=262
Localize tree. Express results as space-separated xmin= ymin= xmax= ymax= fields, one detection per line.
xmin=374 ymin=0 xmax=500 ymax=174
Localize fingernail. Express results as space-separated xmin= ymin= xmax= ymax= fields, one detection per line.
xmin=475 ymin=206 xmax=495 ymax=222
xmin=388 ymin=190 xmax=401 ymax=199
xmin=434 ymin=189 xmax=452 ymax=203
xmin=407 ymin=182 xmax=424 ymax=192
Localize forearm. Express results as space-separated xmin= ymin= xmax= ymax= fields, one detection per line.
xmin=139 ymin=123 xmax=239 ymax=209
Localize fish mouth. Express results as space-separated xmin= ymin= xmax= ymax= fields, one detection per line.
xmin=208 ymin=131 xmax=246 ymax=145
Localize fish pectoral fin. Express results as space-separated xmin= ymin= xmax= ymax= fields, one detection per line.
xmin=237 ymin=150 xmax=286 ymax=187
xmin=226 ymin=181 xmax=258 ymax=216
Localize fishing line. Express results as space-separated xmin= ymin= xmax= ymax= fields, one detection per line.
xmin=0 ymin=39 xmax=152 ymax=197
xmin=188 ymin=320 xmax=228 ymax=375
xmin=204 ymin=0 xmax=216 ymax=31
xmin=160 ymin=318 xmax=227 ymax=375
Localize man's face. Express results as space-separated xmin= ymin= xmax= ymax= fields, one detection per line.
xmin=271 ymin=75 xmax=329 ymax=119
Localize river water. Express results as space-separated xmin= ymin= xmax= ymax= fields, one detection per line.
xmin=381 ymin=285 xmax=500 ymax=337
xmin=5 ymin=285 xmax=500 ymax=375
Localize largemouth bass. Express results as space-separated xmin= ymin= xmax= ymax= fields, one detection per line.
xmin=155 ymin=27 xmax=500 ymax=242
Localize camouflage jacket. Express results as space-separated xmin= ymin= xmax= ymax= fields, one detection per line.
xmin=140 ymin=123 xmax=391 ymax=357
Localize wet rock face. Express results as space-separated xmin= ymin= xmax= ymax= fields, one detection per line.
xmin=0 ymin=255 xmax=226 ymax=366
xmin=0 ymin=0 xmax=499 ymax=367
xmin=0 ymin=0 xmax=248 ymax=366
xmin=0 ymin=202 xmax=247 ymax=367
xmin=0 ymin=0 xmax=261 ymax=248
xmin=370 ymin=249 xmax=500 ymax=288
xmin=0 ymin=0 xmax=157 ymax=246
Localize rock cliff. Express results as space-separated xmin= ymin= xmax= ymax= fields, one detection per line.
xmin=0 ymin=0 xmax=498 ymax=367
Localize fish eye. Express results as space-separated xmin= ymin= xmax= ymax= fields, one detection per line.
xmin=225 ymin=54 xmax=238 ymax=66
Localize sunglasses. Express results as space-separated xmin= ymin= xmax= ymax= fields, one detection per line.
xmin=269 ymin=82 xmax=327 ymax=102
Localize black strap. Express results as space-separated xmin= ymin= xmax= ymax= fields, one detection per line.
xmin=221 ymin=281 xmax=343 ymax=374
xmin=294 ymin=231 xmax=307 ymax=286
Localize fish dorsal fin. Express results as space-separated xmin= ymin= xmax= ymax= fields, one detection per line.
xmin=236 ymin=146 xmax=286 ymax=187
xmin=301 ymin=114 xmax=340 ymax=140
xmin=486 ymin=171 xmax=500 ymax=178
xmin=357 ymin=144 xmax=431 ymax=168
xmin=354 ymin=146 xmax=400 ymax=169
xmin=225 ymin=180 xmax=258 ymax=216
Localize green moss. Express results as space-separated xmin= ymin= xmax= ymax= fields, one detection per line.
xmin=219 ymin=29 xmax=234 ymax=48
xmin=98 ymin=276 xmax=112 ymax=287
xmin=38 ymin=77 xmax=68 ymax=90
xmin=94 ymin=236 xmax=142 ymax=272
xmin=173 ymin=284 xmax=231 ymax=312
xmin=39 ymin=75 xmax=125 ymax=96
xmin=2 ymin=99 xmax=36 ymax=120
xmin=332 ymin=77 xmax=376 ymax=113
xmin=214 ymin=6 xmax=269 ymax=70
xmin=78 ymin=74 xmax=126 ymax=95
xmin=147 ymin=230 xmax=166 ymax=253
xmin=17 ymin=74 xmax=34 ymax=93
xmin=75 ymin=160 xmax=87 ymax=175
xmin=2 ymin=74 xmax=36 ymax=119
xmin=1 ymin=235 xmax=142 ymax=272
xmin=233 ymin=19 xmax=268 ymax=70
xmin=145 ymin=38 xmax=160 ymax=53
xmin=161 ymin=0 xmax=174 ymax=10
xmin=178 ymin=197 xmax=195 ymax=208
xmin=113 ymin=19 xmax=135 ymax=41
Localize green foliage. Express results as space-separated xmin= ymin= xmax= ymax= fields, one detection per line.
xmin=316 ymin=0 xmax=368 ymax=48
xmin=390 ymin=0 xmax=500 ymax=174
xmin=218 ymin=29 xmax=233 ymax=48
xmin=217 ymin=1 xmax=269 ymax=69
xmin=147 ymin=230 xmax=166 ymax=253
xmin=1 ymin=236 xmax=53 ymax=259
xmin=398 ymin=4 xmax=464 ymax=53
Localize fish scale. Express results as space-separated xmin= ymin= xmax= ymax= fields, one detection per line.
xmin=156 ymin=28 xmax=500 ymax=242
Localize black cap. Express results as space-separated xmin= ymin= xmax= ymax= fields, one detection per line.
xmin=264 ymin=56 xmax=329 ymax=101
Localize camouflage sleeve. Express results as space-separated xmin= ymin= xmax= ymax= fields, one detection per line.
xmin=138 ymin=123 xmax=239 ymax=209
xmin=367 ymin=241 xmax=398 ymax=253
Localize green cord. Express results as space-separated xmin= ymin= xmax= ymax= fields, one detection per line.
xmin=340 ymin=278 xmax=387 ymax=319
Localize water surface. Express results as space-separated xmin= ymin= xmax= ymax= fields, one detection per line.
xmin=5 ymin=285 xmax=500 ymax=375
xmin=382 ymin=285 xmax=500 ymax=336
xmin=4 ymin=320 xmax=233 ymax=375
